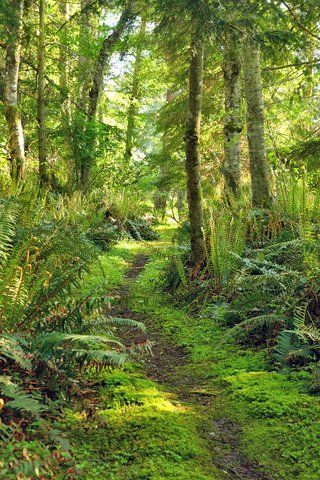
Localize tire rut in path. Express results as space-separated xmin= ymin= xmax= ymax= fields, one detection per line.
xmin=108 ymin=253 xmax=271 ymax=480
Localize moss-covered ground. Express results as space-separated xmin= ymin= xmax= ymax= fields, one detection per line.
xmin=125 ymin=228 xmax=320 ymax=480
xmin=2 ymin=227 xmax=319 ymax=479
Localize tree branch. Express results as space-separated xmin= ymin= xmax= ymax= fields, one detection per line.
xmin=282 ymin=1 xmax=320 ymax=41
xmin=263 ymin=58 xmax=320 ymax=71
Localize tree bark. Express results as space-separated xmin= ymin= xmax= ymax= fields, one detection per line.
xmin=185 ymin=31 xmax=206 ymax=264
xmin=59 ymin=0 xmax=72 ymax=179
xmin=223 ymin=31 xmax=242 ymax=195
xmin=154 ymin=89 xmax=176 ymax=219
xmin=78 ymin=6 xmax=136 ymax=191
xmin=242 ymin=37 xmax=272 ymax=208
xmin=77 ymin=0 xmax=94 ymax=112
xmin=124 ymin=17 xmax=146 ymax=164
xmin=3 ymin=0 xmax=25 ymax=181
xmin=37 ymin=0 xmax=49 ymax=185
xmin=87 ymin=7 xmax=136 ymax=119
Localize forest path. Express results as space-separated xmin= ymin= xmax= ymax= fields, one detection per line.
xmin=107 ymin=248 xmax=271 ymax=480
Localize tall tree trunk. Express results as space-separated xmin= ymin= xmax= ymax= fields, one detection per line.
xmin=242 ymin=37 xmax=272 ymax=208
xmin=37 ymin=0 xmax=49 ymax=185
xmin=59 ymin=0 xmax=72 ymax=180
xmin=124 ymin=17 xmax=146 ymax=164
xmin=79 ymin=6 xmax=136 ymax=191
xmin=185 ymin=31 xmax=206 ymax=264
xmin=154 ymin=89 xmax=175 ymax=219
xmin=71 ymin=0 xmax=94 ymax=189
xmin=87 ymin=7 xmax=135 ymax=119
xmin=223 ymin=31 xmax=242 ymax=195
xmin=3 ymin=0 xmax=25 ymax=181
xmin=77 ymin=0 xmax=94 ymax=112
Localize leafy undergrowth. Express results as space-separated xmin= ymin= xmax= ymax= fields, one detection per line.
xmin=129 ymin=250 xmax=320 ymax=480
xmin=3 ymin=226 xmax=320 ymax=479
xmin=1 ymin=228 xmax=220 ymax=479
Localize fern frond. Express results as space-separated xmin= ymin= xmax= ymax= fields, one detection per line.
xmin=63 ymin=348 xmax=128 ymax=366
xmin=0 ymin=199 xmax=18 ymax=267
xmin=0 ymin=376 xmax=46 ymax=415
xmin=0 ymin=334 xmax=32 ymax=370
xmin=228 ymin=313 xmax=285 ymax=339
xmin=274 ymin=331 xmax=313 ymax=365
xmin=34 ymin=332 xmax=125 ymax=360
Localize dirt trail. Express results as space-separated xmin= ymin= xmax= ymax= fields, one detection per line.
xmin=108 ymin=253 xmax=271 ymax=480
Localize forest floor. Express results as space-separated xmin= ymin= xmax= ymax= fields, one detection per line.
xmin=5 ymin=226 xmax=319 ymax=479
xmin=107 ymin=252 xmax=270 ymax=480
xmin=56 ymin=225 xmax=319 ymax=480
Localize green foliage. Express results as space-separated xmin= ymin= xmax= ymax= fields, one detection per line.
xmin=204 ymin=206 xmax=246 ymax=290
xmin=0 ymin=334 xmax=31 ymax=370
xmin=125 ymin=218 xmax=160 ymax=241
xmin=274 ymin=304 xmax=320 ymax=366
xmin=0 ymin=376 xmax=46 ymax=415
xmin=0 ymin=189 xmax=149 ymax=421
xmin=130 ymin=241 xmax=320 ymax=480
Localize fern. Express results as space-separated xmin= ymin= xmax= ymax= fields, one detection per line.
xmin=227 ymin=313 xmax=285 ymax=341
xmin=0 ymin=334 xmax=32 ymax=370
xmin=0 ymin=199 xmax=18 ymax=267
xmin=274 ymin=331 xmax=313 ymax=365
xmin=204 ymin=206 xmax=246 ymax=290
xmin=274 ymin=304 xmax=320 ymax=364
xmin=0 ymin=376 xmax=46 ymax=415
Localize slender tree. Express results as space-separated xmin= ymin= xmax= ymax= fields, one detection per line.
xmin=185 ymin=27 xmax=206 ymax=264
xmin=78 ymin=5 xmax=136 ymax=190
xmin=223 ymin=30 xmax=242 ymax=195
xmin=77 ymin=0 xmax=94 ymax=112
xmin=37 ymin=0 xmax=49 ymax=184
xmin=153 ymin=89 xmax=175 ymax=219
xmin=87 ymin=6 xmax=136 ymax=119
xmin=124 ymin=16 xmax=147 ymax=164
xmin=59 ymin=0 xmax=72 ymax=178
xmin=3 ymin=0 xmax=25 ymax=181
xmin=242 ymin=36 xmax=272 ymax=208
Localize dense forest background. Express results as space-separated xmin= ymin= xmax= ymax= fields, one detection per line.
xmin=1 ymin=0 xmax=319 ymax=202
xmin=1 ymin=0 xmax=320 ymax=479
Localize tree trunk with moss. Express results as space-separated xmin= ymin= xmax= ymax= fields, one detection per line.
xmin=124 ymin=17 xmax=146 ymax=164
xmin=37 ymin=0 xmax=49 ymax=185
xmin=242 ymin=38 xmax=272 ymax=208
xmin=3 ymin=0 xmax=25 ymax=181
xmin=185 ymin=31 xmax=205 ymax=264
xmin=77 ymin=0 xmax=94 ymax=111
xmin=59 ymin=0 xmax=72 ymax=180
xmin=223 ymin=31 xmax=242 ymax=195
xmin=79 ymin=6 xmax=136 ymax=191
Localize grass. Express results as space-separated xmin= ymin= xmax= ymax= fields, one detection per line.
xmin=62 ymin=369 xmax=219 ymax=480
xmin=54 ymin=227 xmax=221 ymax=479
xmin=3 ymin=225 xmax=319 ymax=479
xmin=128 ymin=244 xmax=320 ymax=480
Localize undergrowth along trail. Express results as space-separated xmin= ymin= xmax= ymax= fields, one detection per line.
xmin=50 ymin=225 xmax=319 ymax=479
xmin=122 ymin=254 xmax=271 ymax=480
xmin=60 ymin=228 xmax=220 ymax=480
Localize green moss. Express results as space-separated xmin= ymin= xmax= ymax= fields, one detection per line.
xmin=57 ymin=234 xmax=222 ymax=479
xmin=79 ymin=240 xmax=146 ymax=296
xmin=129 ymin=248 xmax=320 ymax=480
xmin=63 ymin=370 xmax=221 ymax=480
